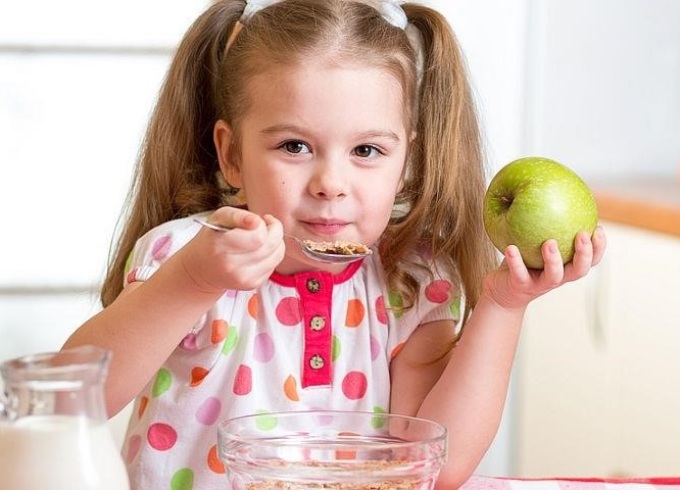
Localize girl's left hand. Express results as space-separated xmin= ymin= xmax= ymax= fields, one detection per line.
xmin=483 ymin=226 xmax=607 ymax=310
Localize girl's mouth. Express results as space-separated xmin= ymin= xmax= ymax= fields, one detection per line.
xmin=302 ymin=220 xmax=349 ymax=237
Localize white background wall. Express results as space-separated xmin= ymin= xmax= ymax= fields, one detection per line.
xmin=437 ymin=0 xmax=680 ymax=179
xmin=1 ymin=0 xmax=679 ymax=478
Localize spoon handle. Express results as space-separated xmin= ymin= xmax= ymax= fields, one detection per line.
xmin=194 ymin=216 xmax=369 ymax=264
xmin=194 ymin=217 xmax=294 ymax=239
xmin=193 ymin=218 xmax=233 ymax=232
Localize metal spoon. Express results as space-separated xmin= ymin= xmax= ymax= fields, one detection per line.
xmin=193 ymin=217 xmax=372 ymax=264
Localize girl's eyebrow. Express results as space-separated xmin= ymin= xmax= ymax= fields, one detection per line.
xmin=261 ymin=124 xmax=401 ymax=142
xmin=260 ymin=124 xmax=303 ymax=135
xmin=360 ymin=130 xmax=402 ymax=142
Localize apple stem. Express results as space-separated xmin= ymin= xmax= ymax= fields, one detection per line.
xmin=500 ymin=195 xmax=514 ymax=209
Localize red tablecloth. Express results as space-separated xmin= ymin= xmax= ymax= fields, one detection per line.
xmin=461 ymin=476 xmax=680 ymax=489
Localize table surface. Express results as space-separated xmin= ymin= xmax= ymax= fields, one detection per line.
xmin=462 ymin=476 xmax=680 ymax=489
xmin=590 ymin=175 xmax=680 ymax=237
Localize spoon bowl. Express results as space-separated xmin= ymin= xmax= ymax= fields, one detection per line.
xmin=193 ymin=217 xmax=371 ymax=264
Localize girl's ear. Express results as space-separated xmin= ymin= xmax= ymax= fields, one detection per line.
xmin=214 ymin=119 xmax=243 ymax=188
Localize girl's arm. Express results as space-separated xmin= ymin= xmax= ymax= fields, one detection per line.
xmin=62 ymin=209 xmax=285 ymax=416
xmin=389 ymin=227 xmax=607 ymax=489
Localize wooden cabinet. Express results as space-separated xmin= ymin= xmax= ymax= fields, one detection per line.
xmin=515 ymin=222 xmax=680 ymax=477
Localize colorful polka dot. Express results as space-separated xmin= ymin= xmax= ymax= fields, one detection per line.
xmin=315 ymin=411 xmax=335 ymax=426
xmin=388 ymin=291 xmax=404 ymax=318
xmin=371 ymin=406 xmax=387 ymax=429
xmin=425 ymin=279 xmax=453 ymax=304
xmin=211 ymin=320 xmax=228 ymax=344
xmin=170 ymin=468 xmax=194 ymax=490
xmin=247 ymin=294 xmax=259 ymax=319
xmin=126 ymin=434 xmax=142 ymax=463
xmin=124 ymin=251 xmax=134 ymax=275
xmin=336 ymin=431 xmax=359 ymax=460
xmin=369 ymin=335 xmax=380 ymax=361
xmin=147 ymin=422 xmax=178 ymax=451
xmin=345 ymin=299 xmax=365 ymax=327
xmin=255 ymin=410 xmax=278 ymax=431
xmin=151 ymin=235 xmax=172 ymax=260
xmin=375 ymin=296 xmax=388 ymax=324
xmin=390 ymin=342 xmax=405 ymax=359
xmin=207 ymin=444 xmax=225 ymax=474
xmin=126 ymin=268 xmax=138 ymax=284
xmin=253 ymin=332 xmax=275 ymax=362
xmin=152 ymin=368 xmax=172 ymax=397
xmin=275 ymin=297 xmax=302 ymax=326
xmin=233 ymin=364 xmax=252 ymax=395
xmin=221 ymin=325 xmax=238 ymax=355
xmin=190 ymin=366 xmax=209 ymax=387
xmin=449 ymin=294 xmax=462 ymax=320
xmin=180 ymin=333 xmax=198 ymax=351
xmin=195 ymin=396 xmax=222 ymax=425
xmin=283 ymin=375 xmax=300 ymax=401
xmin=341 ymin=371 xmax=367 ymax=400
xmin=331 ymin=335 xmax=341 ymax=361
xmin=137 ymin=396 xmax=149 ymax=419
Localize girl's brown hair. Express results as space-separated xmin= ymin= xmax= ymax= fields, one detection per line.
xmin=101 ymin=0 xmax=497 ymax=324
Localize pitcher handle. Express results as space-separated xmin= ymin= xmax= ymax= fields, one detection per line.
xmin=0 ymin=389 xmax=16 ymax=422
xmin=0 ymin=391 xmax=7 ymax=421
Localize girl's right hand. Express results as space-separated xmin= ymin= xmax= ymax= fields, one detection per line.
xmin=179 ymin=206 xmax=285 ymax=293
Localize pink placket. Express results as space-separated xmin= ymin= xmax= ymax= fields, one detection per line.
xmin=294 ymin=271 xmax=334 ymax=387
xmin=271 ymin=260 xmax=364 ymax=389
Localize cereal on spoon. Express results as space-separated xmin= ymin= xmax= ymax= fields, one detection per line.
xmin=302 ymin=240 xmax=373 ymax=257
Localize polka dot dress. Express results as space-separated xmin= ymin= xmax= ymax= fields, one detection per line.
xmin=121 ymin=214 xmax=462 ymax=490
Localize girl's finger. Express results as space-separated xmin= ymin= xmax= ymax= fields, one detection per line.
xmin=590 ymin=226 xmax=607 ymax=267
xmin=262 ymin=214 xmax=283 ymax=234
xmin=540 ymin=239 xmax=564 ymax=287
xmin=567 ymin=230 xmax=594 ymax=279
xmin=504 ymin=245 xmax=531 ymax=284
xmin=211 ymin=206 xmax=262 ymax=230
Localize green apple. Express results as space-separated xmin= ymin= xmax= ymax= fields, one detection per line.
xmin=483 ymin=156 xmax=598 ymax=269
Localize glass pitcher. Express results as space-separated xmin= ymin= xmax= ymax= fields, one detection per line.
xmin=0 ymin=345 xmax=130 ymax=489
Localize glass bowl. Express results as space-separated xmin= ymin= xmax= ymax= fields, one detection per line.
xmin=217 ymin=410 xmax=447 ymax=490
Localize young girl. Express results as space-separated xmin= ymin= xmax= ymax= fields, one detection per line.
xmin=63 ymin=0 xmax=605 ymax=488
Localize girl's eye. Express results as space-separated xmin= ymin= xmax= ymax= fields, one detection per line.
xmin=354 ymin=145 xmax=381 ymax=159
xmin=281 ymin=140 xmax=310 ymax=154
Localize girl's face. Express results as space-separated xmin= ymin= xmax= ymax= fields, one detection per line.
xmin=216 ymin=61 xmax=409 ymax=274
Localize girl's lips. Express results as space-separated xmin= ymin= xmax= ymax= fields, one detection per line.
xmin=302 ymin=220 xmax=349 ymax=237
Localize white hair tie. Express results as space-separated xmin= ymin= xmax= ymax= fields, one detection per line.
xmin=227 ymin=0 xmax=409 ymax=51
xmin=378 ymin=0 xmax=408 ymax=30
xmin=240 ymin=0 xmax=284 ymax=22
xmin=242 ymin=0 xmax=408 ymax=29
xmin=226 ymin=0 xmax=283 ymax=51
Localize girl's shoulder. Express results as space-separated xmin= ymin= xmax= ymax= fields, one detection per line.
xmin=376 ymin=246 xmax=464 ymax=349
xmin=124 ymin=212 xmax=209 ymax=284
xmin=137 ymin=213 xmax=206 ymax=254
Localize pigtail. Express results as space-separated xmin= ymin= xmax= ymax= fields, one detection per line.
xmin=395 ymin=4 xmax=496 ymax=315
xmin=100 ymin=1 xmax=244 ymax=306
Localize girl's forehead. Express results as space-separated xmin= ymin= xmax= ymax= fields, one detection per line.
xmin=240 ymin=61 xmax=409 ymax=134
xmin=257 ymin=56 xmax=399 ymax=80
xmin=247 ymin=59 xmax=405 ymax=100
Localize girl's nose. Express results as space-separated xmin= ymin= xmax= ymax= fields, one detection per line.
xmin=308 ymin=160 xmax=348 ymax=200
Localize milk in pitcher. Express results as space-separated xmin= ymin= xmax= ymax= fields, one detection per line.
xmin=0 ymin=415 xmax=129 ymax=489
